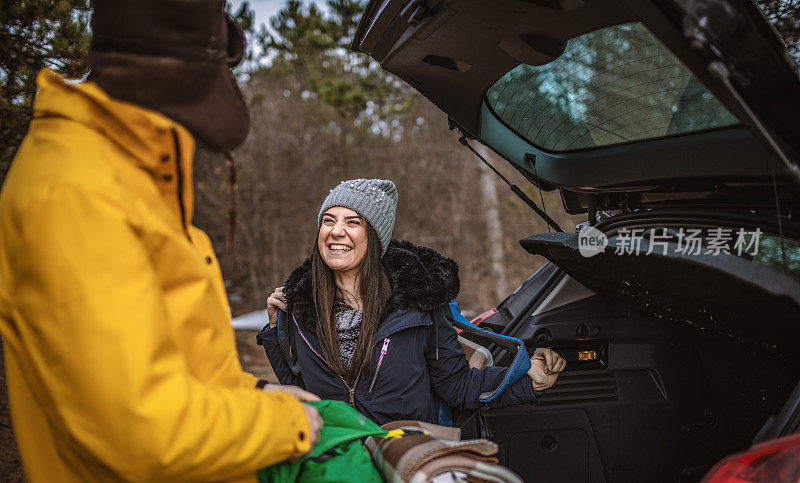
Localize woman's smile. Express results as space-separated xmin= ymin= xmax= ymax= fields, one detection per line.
xmin=318 ymin=206 xmax=368 ymax=274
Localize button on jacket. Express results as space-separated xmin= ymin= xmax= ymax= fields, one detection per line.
xmin=0 ymin=69 xmax=310 ymax=482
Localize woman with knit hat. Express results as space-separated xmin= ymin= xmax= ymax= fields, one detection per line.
xmin=258 ymin=178 xmax=565 ymax=425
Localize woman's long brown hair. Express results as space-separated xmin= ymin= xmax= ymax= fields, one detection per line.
xmin=311 ymin=222 xmax=392 ymax=384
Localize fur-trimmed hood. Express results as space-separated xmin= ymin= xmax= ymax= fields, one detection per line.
xmin=283 ymin=240 xmax=460 ymax=335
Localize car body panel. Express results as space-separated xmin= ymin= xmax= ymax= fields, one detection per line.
xmin=479 ymin=104 xmax=778 ymax=190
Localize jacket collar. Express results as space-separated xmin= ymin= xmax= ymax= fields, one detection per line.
xmin=284 ymin=240 xmax=460 ymax=338
xmin=31 ymin=69 xmax=196 ymax=228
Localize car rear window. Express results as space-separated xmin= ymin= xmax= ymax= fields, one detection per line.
xmin=486 ymin=23 xmax=739 ymax=152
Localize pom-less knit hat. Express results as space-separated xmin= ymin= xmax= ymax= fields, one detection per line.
xmin=318 ymin=179 xmax=398 ymax=255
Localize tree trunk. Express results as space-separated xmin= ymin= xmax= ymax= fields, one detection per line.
xmin=251 ymin=185 xmax=262 ymax=302
xmin=475 ymin=144 xmax=508 ymax=303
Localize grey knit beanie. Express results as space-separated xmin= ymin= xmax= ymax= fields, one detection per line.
xmin=318 ymin=179 xmax=398 ymax=255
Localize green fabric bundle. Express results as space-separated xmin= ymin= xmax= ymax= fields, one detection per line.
xmin=258 ymin=400 xmax=386 ymax=482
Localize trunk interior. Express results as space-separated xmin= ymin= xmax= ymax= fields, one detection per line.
xmin=457 ymin=257 xmax=800 ymax=481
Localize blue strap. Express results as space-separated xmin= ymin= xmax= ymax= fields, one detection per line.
xmin=448 ymin=301 xmax=531 ymax=403
xmin=437 ymin=399 xmax=454 ymax=426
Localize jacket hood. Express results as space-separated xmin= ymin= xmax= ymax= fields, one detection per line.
xmin=284 ymin=239 xmax=460 ymax=335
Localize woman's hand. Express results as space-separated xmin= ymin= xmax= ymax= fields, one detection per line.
xmin=266 ymin=286 xmax=287 ymax=328
xmin=527 ymin=348 xmax=566 ymax=391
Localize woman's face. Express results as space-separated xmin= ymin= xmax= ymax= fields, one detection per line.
xmin=318 ymin=206 xmax=368 ymax=276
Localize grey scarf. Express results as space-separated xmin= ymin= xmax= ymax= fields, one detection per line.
xmin=335 ymin=307 xmax=363 ymax=370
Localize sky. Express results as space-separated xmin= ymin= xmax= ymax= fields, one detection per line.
xmin=227 ymin=0 xmax=331 ymax=67
xmin=229 ymin=0 xmax=328 ymax=32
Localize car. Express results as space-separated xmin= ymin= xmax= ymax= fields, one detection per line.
xmin=352 ymin=0 xmax=800 ymax=480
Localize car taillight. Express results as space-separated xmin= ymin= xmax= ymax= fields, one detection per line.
xmin=701 ymin=433 xmax=800 ymax=482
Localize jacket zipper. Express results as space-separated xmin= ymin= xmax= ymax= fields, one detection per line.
xmin=292 ymin=314 xmax=361 ymax=406
xmin=368 ymin=338 xmax=391 ymax=393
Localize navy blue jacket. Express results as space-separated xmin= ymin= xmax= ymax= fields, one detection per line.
xmin=257 ymin=240 xmax=540 ymax=425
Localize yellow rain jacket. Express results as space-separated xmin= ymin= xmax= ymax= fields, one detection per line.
xmin=0 ymin=69 xmax=311 ymax=482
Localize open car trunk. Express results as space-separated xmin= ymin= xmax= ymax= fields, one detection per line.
xmin=353 ymin=0 xmax=800 ymax=212
xmin=351 ymin=0 xmax=800 ymax=478
xmin=459 ymin=226 xmax=800 ymax=481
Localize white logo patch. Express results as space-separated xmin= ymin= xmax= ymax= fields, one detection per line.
xmin=578 ymin=225 xmax=608 ymax=258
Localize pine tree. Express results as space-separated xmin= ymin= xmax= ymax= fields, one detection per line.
xmin=1 ymin=0 xmax=91 ymax=174
xmin=258 ymin=0 xmax=411 ymax=122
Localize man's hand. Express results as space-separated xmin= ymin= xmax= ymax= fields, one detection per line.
xmin=261 ymin=383 xmax=320 ymax=402
xmin=527 ymin=348 xmax=566 ymax=391
xmin=262 ymin=384 xmax=322 ymax=450
xmin=301 ymin=404 xmax=322 ymax=448
xmin=266 ymin=286 xmax=287 ymax=328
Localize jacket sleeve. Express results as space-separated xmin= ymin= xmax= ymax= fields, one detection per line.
xmin=427 ymin=306 xmax=541 ymax=409
xmin=257 ymin=324 xmax=304 ymax=387
xmin=6 ymin=185 xmax=312 ymax=481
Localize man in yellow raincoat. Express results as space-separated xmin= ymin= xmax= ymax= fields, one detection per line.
xmin=0 ymin=0 xmax=321 ymax=481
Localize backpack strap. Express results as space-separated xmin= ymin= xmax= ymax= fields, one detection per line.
xmin=448 ymin=301 xmax=531 ymax=403
xmin=277 ymin=310 xmax=301 ymax=376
